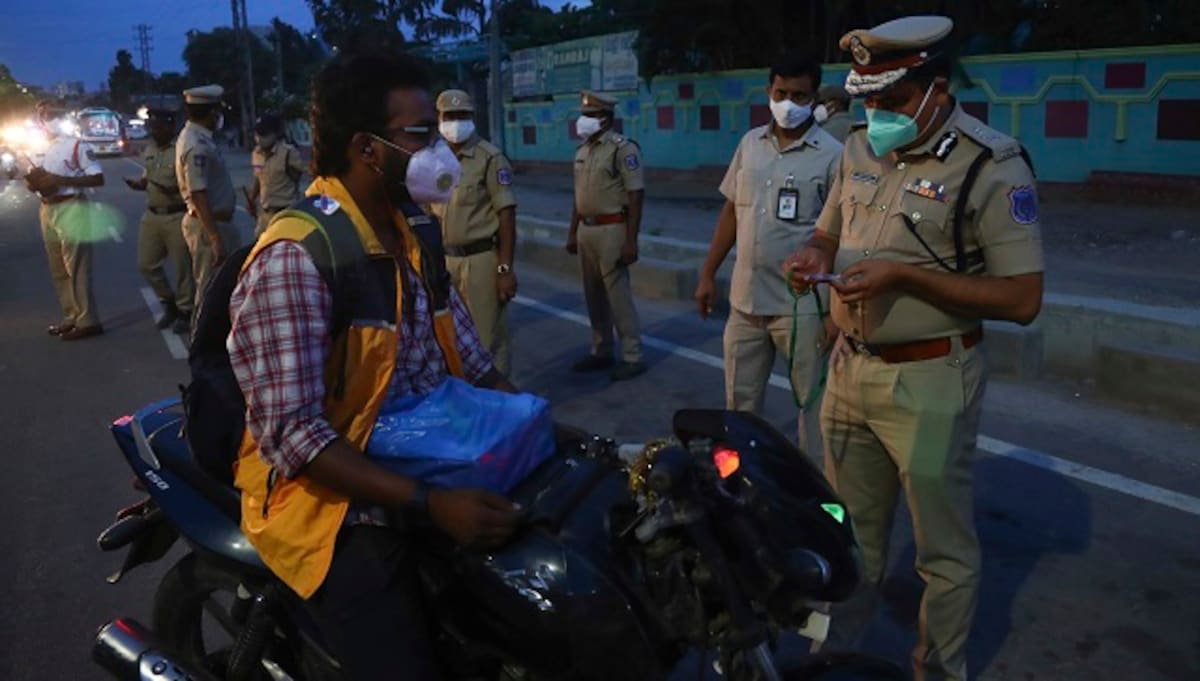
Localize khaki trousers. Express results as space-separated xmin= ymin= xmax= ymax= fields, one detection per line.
xmin=722 ymin=307 xmax=825 ymax=462
xmin=138 ymin=210 xmax=194 ymax=314
xmin=446 ymin=249 xmax=511 ymax=375
xmin=820 ymin=338 xmax=986 ymax=681
xmin=181 ymin=214 xmax=241 ymax=309
xmin=577 ymin=223 xmax=641 ymax=362
xmin=39 ymin=201 xmax=98 ymax=327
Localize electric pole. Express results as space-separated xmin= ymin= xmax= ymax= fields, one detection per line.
xmin=488 ymin=0 xmax=504 ymax=151
xmin=134 ymin=24 xmax=153 ymax=96
xmin=240 ymin=0 xmax=256 ymax=125
xmin=229 ymin=0 xmax=256 ymax=147
xmin=272 ymin=20 xmax=285 ymax=92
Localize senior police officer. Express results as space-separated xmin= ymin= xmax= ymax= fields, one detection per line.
xmin=565 ymin=90 xmax=645 ymax=381
xmin=177 ymin=84 xmax=240 ymax=305
xmin=695 ymin=52 xmax=842 ymax=460
xmin=785 ymin=16 xmax=1043 ymax=681
xmin=815 ymin=84 xmax=855 ymax=143
xmin=246 ymin=113 xmax=306 ymax=236
xmin=125 ymin=108 xmax=193 ymax=334
xmin=428 ymin=89 xmax=518 ymax=375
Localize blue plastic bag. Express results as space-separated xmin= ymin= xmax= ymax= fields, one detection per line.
xmin=365 ymin=378 xmax=556 ymax=494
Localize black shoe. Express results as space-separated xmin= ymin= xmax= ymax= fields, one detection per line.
xmin=571 ymin=355 xmax=615 ymax=373
xmin=156 ymin=301 xmax=180 ymax=330
xmin=172 ymin=317 xmax=191 ymax=336
xmin=60 ymin=324 xmax=104 ymax=341
xmin=610 ymin=361 xmax=647 ymax=382
xmin=47 ymin=323 xmax=75 ymax=336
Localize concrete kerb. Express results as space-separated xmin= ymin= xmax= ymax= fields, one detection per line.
xmin=516 ymin=217 xmax=1200 ymax=412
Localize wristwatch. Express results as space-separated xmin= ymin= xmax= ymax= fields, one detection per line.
xmin=497 ymin=263 xmax=512 ymax=275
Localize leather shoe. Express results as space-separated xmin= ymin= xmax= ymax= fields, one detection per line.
xmin=47 ymin=323 xmax=75 ymax=336
xmin=610 ymin=361 xmax=647 ymax=382
xmin=156 ymin=302 xmax=180 ymax=330
xmin=571 ymin=354 xmax=615 ymax=373
xmin=60 ymin=324 xmax=104 ymax=341
xmin=171 ymin=317 xmax=191 ymax=336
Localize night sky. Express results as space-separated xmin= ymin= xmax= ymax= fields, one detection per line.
xmin=2 ymin=0 xmax=578 ymax=91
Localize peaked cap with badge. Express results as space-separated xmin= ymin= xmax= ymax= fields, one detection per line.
xmin=580 ymin=90 xmax=617 ymax=114
xmin=840 ymin=15 xmax=954 ymax=97
xmin=437 ymin=89 xmax=475 ymax=113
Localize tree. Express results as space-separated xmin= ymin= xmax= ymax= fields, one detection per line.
xmin=155 ymin=71 xmax=188 ymax=95
xmin=307 ymin=0 xmax=433 ymax=53
xmin=108 ymin=49 xmax=149 ymax=112
xmin=183 ymin=28 xmax=275 ymax=125
xmin=0 ymin=63 xmax=36 ymax=120
xmin=269 ymin=18 xmax=328 ymax=95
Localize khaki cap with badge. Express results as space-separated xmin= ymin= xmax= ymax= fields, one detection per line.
xmin=182 ymin=84 xmax=225 ymax=104
xmin=580 ymin=90 xmax=617 ymax=114
xmin=437 ymin=89 xmax=475 ymax=113
xmin=840 ymin=15 xmax=954 ymax=97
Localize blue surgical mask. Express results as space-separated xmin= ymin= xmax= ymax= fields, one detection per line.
xmin=865 ymin=82 xmax=938 ymax=157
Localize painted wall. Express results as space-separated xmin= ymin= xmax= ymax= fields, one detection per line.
xmin=502 ymin=44 xmax=1200 ymax=182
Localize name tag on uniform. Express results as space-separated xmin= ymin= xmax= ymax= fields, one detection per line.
xmin=903 ymin=178 xmax=949 ymax=203
xmin=776 ymin=173 xmax=799 ymax=221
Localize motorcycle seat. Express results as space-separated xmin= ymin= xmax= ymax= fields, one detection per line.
xmin=149 ymin=414 xmax=242 ymax=522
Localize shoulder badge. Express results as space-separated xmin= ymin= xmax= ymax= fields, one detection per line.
xmin=933 ymin=131 xmax=958 ymax=162
xmin=1007 ymin=185 xmax=1038 ymax=225
xmin=959 ymin=122 xmax=1020 ymax=162
xmin=497 ymin=167 xmax=513 ymax=186
xmin=623 ymin=154 xmax=640 ymax=171
xmin=314 ymin=195 xmax=341 ymax=216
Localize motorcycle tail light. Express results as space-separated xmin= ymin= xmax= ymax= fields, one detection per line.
xmin=713 ymin=446 xmax=740 ymax=479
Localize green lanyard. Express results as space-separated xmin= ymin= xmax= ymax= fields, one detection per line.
xmin=787 ymin=278 xmax=830 ymax=411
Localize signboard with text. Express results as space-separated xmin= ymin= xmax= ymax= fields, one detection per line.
xmin=511 ymin=31 xmax=638 ymax=97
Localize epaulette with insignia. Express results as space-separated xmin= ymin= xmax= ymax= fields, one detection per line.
xmin=957 ymin=121 xmax=1020 ymax=162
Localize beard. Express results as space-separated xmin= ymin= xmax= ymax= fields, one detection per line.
xmin=381 ymin=148 xmax=413 ymax=208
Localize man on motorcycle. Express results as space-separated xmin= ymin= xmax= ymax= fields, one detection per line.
xmin=226 ymin=51 xmax=521 ymax=680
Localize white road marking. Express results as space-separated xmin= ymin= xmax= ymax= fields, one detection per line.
xmin=513 ymin=294 xmax=1200 ymax=518
xmin=139 ymin=287 xmax=189 ymax=360
xmin=107 ymin=225 xmax=123 ymax=243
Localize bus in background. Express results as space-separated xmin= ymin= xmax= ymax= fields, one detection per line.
xmin=78 ymin=108 xmax=125 ymax=157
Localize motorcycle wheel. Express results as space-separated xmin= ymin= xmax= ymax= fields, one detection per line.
xmin=153 ymin=553 xmax=332 ymax=680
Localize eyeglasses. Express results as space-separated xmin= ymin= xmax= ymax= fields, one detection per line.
xmin=379 ymin=124 xmax=438 ymax=148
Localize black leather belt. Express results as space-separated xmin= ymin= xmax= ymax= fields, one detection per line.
xmin=148 ymin=204 xmax=187 ymax=215
xmin=445 ymin=236 xmax=496 ymax=257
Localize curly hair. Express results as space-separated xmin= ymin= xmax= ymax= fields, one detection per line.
xmin=310 ymin=52 xmax=432 ymax=177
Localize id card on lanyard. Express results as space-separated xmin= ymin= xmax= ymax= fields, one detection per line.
xmin=776 ymin=173 xmax=799 ymax=221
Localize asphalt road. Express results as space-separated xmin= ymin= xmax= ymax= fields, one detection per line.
xmin=0 ymin=156 xmax=1197 ymax=680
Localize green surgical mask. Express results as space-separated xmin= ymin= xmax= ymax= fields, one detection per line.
xmin=865 ymin=81 xmax=937 ymax=157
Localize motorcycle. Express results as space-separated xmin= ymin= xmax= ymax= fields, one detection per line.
xmin=92 ymin=398 xmax=905 ymax=681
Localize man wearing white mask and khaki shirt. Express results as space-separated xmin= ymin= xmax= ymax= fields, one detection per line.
xmin=428 ymin=89 xmax=518 ymax=375
xmin=695 ymin=52 xmax=842 ymax=460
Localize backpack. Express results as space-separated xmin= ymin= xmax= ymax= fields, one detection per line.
xmin=181 ymin=197 xmax=354 ymax=484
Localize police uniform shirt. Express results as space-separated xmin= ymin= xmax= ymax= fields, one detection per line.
xmin=41 ymin=135 xmax=102 ymax=197
xmin=816 ymin=102 xmax=1044 ymax=343
xmin=176 ymin=120 xmax=236 ymax=215
xmin=821 ymin=111 xmax=856 ymax=144
xmin=720 ymin=122 xmax=843 ymax=316
xmin=140 ymin=139 xmax=182 ymax=209
xmin=252 ymin=141 xmax=306 ymax=210
xmin=573 ymin=129 xmax=644 ymax=218
xmin=429 ymin=135 xmax=517 ymax=247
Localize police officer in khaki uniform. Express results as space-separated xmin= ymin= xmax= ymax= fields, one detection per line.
xmin=815 ymin=84 xmax=855 ymax=143
xmin=786 ymin=16 xmax=1043 ymax=681
xmin=696 ymin=52 xmax=842 ymax=461
xmin=566 ymin=90 xmax=645 ymax=381
xmin=177 ymin=84 xmax=240 ymax=306
xmin=125 ymin=108 xmax=193 ymax=334
xmin=246 ymin=113 xmax=306 ymax=236
xmin=428 ymin=90 xmax=518 ymax=375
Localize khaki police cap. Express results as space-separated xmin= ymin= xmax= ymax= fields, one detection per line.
xmin=437 ymin=89 xmax=475 ymax=113
xmin=840 ymin=15 xmax=954 ymax=97
xmin=580 ymin=90 xmax=617 ymax=114
xmin=183 ymin=84 xmax=224 ymax=104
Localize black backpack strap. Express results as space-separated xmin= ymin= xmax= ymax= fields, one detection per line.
xmin=950 ymin=147 xmax=1036 ymax=273
xmin=396 ymin=201 xmax=453 ymax=312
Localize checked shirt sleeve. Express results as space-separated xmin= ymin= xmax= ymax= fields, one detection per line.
xmin=447 ymin=286 xmax=494 ymax=383
xmin=227 ymin=241 xmax=339 ymax=478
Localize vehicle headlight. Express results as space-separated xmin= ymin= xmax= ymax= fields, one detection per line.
xmin=1 ymin=152 xmax=14 ymax=164
xmin=2 ymin=125 xmax=26 ymax=144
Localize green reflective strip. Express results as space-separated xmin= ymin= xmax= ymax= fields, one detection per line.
xmin=821 ymin=502 xmax=845 ymax=524
xmin=786 ymin=272 xmax=830 ymax=411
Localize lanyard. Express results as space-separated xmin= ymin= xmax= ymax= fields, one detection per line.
xmin=786 ymin=274 xmax=830 ymax=410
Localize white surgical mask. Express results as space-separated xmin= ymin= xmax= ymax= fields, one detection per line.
xmin=438 ymin=119 xmax=475 ymax=144
xmin=769 ymin=98 xmax=812 ymax=130
xmin=814 ymin=104 xmax=830 ymax=125
xmin=372 ymin=135 xmax=462 ymax=205
xmin=576 ymin=115 xmax=603 ymax=138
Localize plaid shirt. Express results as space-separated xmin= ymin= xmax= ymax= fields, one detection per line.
xmin=228 ymin=240 xmax=493 ymax=479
